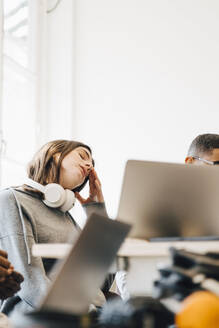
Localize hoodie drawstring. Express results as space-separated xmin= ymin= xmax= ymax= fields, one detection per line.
xmin=10 ymin=189 xmax=31 ymax=265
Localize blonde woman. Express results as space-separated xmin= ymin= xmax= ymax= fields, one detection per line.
xmin=0 ymin=140 xmax=107 ymax=316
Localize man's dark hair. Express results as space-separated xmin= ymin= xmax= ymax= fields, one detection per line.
xmin=187 ymin=133 xmax=219 ymax=156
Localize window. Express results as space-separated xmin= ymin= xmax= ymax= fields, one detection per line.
xmin=0 ymin=0 xmax=46 ymax=187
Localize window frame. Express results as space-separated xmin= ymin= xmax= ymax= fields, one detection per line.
xmin=0 ymin=0 xmax=47 ymax=187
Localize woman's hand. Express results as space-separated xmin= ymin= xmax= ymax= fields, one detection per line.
xmin=75 ymin=168 xmax=104 ymax=204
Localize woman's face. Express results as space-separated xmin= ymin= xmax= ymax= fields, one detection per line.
xmin=58 ymin=147 xmax=93 ymax=190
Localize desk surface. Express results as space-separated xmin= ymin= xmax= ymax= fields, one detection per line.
xmin=32 ymin=238 xmax=219 ymax=258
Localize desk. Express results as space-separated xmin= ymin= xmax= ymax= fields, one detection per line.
xmin=32 ymin=239 xmax=219 ymax=296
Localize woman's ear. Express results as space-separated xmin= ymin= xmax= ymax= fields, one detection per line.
xmin=185 ymin=156 xmax=194 ymax=164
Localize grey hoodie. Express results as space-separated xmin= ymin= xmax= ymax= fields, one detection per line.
xmin=0 ymin=188 xmax=107 ymax=316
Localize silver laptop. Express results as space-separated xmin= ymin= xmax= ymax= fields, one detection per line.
xmin=39 ymin=213 xmax=131 ymax=314
xmin=117 ymin=160 xmax=219 ymax=240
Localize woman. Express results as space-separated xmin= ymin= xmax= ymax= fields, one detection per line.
xmin=0 ymin=139 xmax=107 ymax=316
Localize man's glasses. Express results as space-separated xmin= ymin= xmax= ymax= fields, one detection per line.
xmin=193 ymin=156 xmax=219 ymax=165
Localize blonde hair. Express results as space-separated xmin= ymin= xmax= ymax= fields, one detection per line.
xmin=23 ymin=139 xmax=92 ymax=196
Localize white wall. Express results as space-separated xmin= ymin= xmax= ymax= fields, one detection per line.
xmin=73 ymin=0 xmax=219 ymax=218
xmin=45 ymin=0 xmax=219 ymax=220
xmin=0 ymin=1 xmax=3 ymax=185
xmin=45 ymin=0 xmax=75 ymax=141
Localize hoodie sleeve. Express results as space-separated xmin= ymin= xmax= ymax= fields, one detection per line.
xmin=0 ymin=189 xmax=50 ymax=310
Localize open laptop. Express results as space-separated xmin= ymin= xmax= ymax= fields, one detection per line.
xmin=117 ymin=160 xmax=219 ymax=241
xmin=39 ymin=213 xmax=131 ymax=314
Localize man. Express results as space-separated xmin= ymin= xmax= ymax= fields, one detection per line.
xmin=185 ymin=133 xmax=219 ymax=166
xmin=0 ymin=249 xmax=23 ymax=300
xmin=116 ymin=133 xmax=219 ymax=300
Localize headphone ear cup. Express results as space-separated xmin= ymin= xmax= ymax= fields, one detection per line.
xmin=25 ymin=178 xmax=75 ymax=212
xmin=59 ymin=189 xmax=75 ymax=212
xmin=43 ymin=184 xmax=66 ymax=208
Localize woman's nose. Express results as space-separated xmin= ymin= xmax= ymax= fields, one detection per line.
xmin=85 ymin=161 xmax=93 ymax=171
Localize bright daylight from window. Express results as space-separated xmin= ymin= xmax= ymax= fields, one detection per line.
xmin=1 ymin=0 xmax=36 ymax=187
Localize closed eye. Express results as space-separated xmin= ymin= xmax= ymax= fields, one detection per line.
xmin=79 ymin=153 xmax=85 ymax=160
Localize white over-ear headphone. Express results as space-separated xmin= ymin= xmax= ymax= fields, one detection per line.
xmin=25 ymin=178 xmax=75 ymax=212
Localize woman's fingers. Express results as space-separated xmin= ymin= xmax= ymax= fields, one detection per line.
xmin=75 ymin=192 xmax=86 ymax=204
xmin=95 ymin=179 xmax=101 ymax=189
xmin=88 ymin=169 xmax=95 ymax=187
xmin=88 ymin=169 xmax=104 ymax=202
xmin=95 ymin=180 xmax=104 ymax=202
xmin=89 ymin=169 xmax=101 ymax=190
xmin=75 ymin=169 xmax=104 ymax=204
xmin=90 ymin=168 xmax=97 ymax=179
xmin=91 ymin=169 xmax=102 ymax=187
